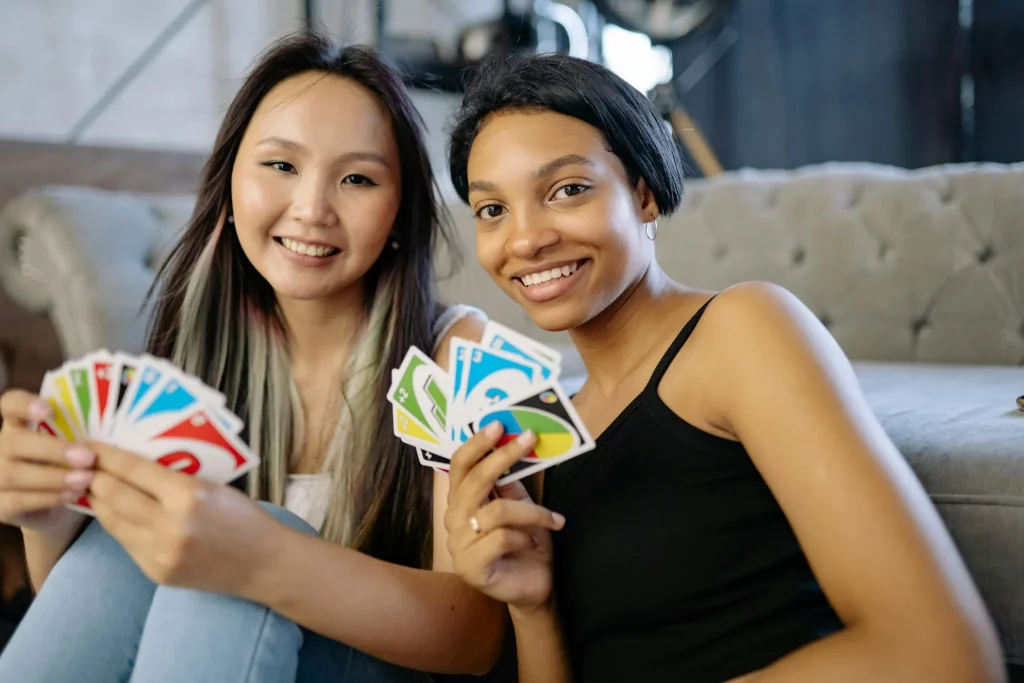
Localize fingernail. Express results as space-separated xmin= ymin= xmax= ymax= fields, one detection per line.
xmin=28 ymin=400 xmax=52 ymax=422
xmin=485 ymin=422 xmax=503 ymax=437
xmin=531 ymin=533 xmax=542 ymax=548
xmin=65 ymin=445 xmax=96 ymax=468
xmin=65 ymin=470 xmax=93 ymax=489
xmin=552 ymin=512 xmax=565 ymax=528
xmin=516 ymin=430 xmax=536 ymax=445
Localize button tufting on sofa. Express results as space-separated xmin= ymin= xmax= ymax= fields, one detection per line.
xmin=977 ymin=245 xmax=995 ymax=263
xmin=791 ymin=247 xmax=806 ymax=265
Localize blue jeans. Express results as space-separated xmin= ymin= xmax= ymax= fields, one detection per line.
xmin=0 ymin=503 xmax=434 ymax=683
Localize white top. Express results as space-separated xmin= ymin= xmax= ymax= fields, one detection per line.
xmin=282 ymin=304 xmax=485 ymax=529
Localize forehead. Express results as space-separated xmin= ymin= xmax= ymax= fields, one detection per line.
xmin=467 ymin=111 xmax=614 ymax=180
xmin=245 ymin=71 xmax=395 ymax=153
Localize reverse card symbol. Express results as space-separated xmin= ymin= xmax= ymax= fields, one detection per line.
xmin=422 ymin=376 xmax=447 ymax=425
xmin=158 ymin=451 xmax=201 ymax=475
xmin=485 ymin=387 xmax=509 ymax=404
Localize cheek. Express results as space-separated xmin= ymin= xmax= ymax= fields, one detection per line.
xmin=475 ymin=231 xmax=505 ymax=278
xmin=346 ymin=189 xmax=400 ymax=256
xmin=231 ymin=169 xmax=287 ymax=239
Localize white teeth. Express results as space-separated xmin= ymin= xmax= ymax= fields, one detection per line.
xmin=520 ymin=261 xmax=581 ymax=287
xmin=280 ymin=237 xmax=338 ymax=258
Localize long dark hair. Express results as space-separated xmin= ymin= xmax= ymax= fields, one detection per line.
xmin=145 ymin=32 xmax=449 ymax=568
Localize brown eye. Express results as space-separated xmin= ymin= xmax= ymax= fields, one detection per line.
xmin=477 ymin=204 xmax=506 ymax=219
xmin=553 ymin=183 xmax=589 ymax=200
xmin=262 ymin=160 xmax=296 ymax=174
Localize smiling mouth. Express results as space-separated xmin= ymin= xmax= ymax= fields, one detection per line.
xmin=274 ymin=237 xmax=340 ymax=258
xmin=514 ymin=260 xmax=588 ymax=287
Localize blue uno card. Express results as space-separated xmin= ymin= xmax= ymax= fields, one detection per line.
xmin=128 ymin=373 xmax=241 ymax=436
xmin=485 ymin=335 xmax=557 ymax=380
xmin=453 ymin=344 xmax=541 ymax=443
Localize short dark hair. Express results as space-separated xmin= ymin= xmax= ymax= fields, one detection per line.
xmin=447 ymin=54 xmax=685 ymax=214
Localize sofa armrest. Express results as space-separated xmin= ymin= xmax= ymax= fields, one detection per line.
xmin=0 ymin=187 xmax=192 ymax=359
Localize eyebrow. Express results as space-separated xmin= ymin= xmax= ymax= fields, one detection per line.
xmin=256 ymin=137 xmax=389 ymax=166
xmin=467 ymin=154 xmax=596 ymax=194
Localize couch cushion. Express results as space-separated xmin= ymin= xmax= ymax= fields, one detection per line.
xmin=854 ymin=361 xmax=1024 ymax=664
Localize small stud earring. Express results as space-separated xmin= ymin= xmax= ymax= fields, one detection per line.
xmin=226 ymin=214 xmax=234 ymax=225
xmin=390 ymin=239 xmax=400 ymax=250
xmin=644 ymin=219 xmax=658 ymax=241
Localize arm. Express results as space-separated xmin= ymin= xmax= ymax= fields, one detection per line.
xmin=84 ymin=311 xmax=509 ymax=675
xmin=690 ymin=282 xmax=1004 ymax=683
xmin=242 ymin=529 xmax=505 ymax=673
xmin=22 ymin=520 xmax=85 ymax=591
xmin=509 ymin=603 xmax=573 ymax=683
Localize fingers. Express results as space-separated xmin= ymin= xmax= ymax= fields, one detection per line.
xmin=89 ymin=470 xmax=160 ymax=525
xmin=0 ymin=491 xmax=76 ymax=517
xmin=0 ymin=390 xmax=51 ymax=427
xmin=0 ymin=460 xmax=92 ymax=493
xmin=461 ymin=528 xmax=538 ymax=573
xmin=448 ymin=422 xmax=506 ymax=492
xmin=1 ymin=428 xmax=90 ymax=467
xmin=472 ymin=497 xmax=564 ymax=538
xmin=458 ymin=497 xmax=564 ymax=551
xmin=453 ymin=431 xmax=539 ymax=517
xmin=89 ymin=442 xmax=175 ymax=501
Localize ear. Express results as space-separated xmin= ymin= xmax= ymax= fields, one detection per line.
xmin=634 ymin=177 xmax=660 ymax=222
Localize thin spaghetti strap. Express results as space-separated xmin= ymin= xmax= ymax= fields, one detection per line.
xmin=644 ymin=296 xmax=717 ymax=393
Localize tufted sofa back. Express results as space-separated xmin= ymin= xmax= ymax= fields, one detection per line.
xmin=1 ymin=162 xmax=1022 ymax=365
xmin=440 ymin=162 xmax=1024 ymax=366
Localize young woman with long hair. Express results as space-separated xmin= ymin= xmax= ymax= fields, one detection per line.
xmin=441 ymin=54 xmax=1005 ymax=683
xmin=0 ymin=33 xmax=508 ymax=682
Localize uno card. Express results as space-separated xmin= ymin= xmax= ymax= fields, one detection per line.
xmin=388 ymin=347 xmax=451 ymax=447
xmin=87 ymin=350 xmax=117 ymax=434
xmin=119 ymin=407 xmax=259 ymax=484
xmin=124 ymin=370 xmax=241 ymax=440
xmin=462 ymin=382 xmax=595 ymax=485
xmin=480 ymin=321 xmax=562 ymax=376
xmin=416 ymin=447 xmax=450 ymax=472
xmin=39 ymin=370 xmax=86 ymax=440
xmin=451 ymin=343 xmax=542 ymax=443
xmin=65 ymin=361 xmax=100 ymax=436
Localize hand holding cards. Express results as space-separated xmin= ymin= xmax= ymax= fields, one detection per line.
xmin=388 ymin=321 xmax=594 ymax=485
xmin=32 ymin=350 xmax=260 ymax=515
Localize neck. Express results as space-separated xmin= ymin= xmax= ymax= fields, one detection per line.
xmin=569 ymin=260 xmax=679 ymax=392
xmin=278 ymin=283 xmax=367 ymax=379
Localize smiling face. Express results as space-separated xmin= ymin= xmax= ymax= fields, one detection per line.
xmin=466 ymin=110 xmax=659 ymax=331
xmin=231 ymin=71 xmax=401 ymax=305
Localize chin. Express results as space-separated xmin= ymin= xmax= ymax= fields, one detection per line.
xmin=521 ymin=302 xmax=591 ymax=333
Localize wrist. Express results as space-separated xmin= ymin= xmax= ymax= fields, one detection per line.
xmin=508 ymin=596 xmax=558 ymax=625
xmin=236 ymin=512 xmax=292 ymax=604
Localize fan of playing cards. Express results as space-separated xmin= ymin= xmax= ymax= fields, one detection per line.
xmin=388 ymin=321 xmax=594 ymax=485
xmin=31 ymin=351 xmax=261 ymax=515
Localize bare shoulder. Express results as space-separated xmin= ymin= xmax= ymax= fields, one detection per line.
xmin=693 ymin=281 xmax=840 ymax=378
xmin=669 ymin=281 xmax=853 ymax=437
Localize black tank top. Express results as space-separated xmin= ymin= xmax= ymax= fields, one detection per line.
xmin=543 ymin=299 xmax=842 ymax=683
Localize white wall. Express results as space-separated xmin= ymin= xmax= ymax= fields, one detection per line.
xmin=0 ymin=0 xmax=502 ymax=199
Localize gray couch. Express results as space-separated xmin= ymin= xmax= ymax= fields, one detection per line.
xmin=1 ymin=162 xmax=1022 ymax=672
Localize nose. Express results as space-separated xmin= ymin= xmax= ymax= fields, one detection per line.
xmin=291 ymin=174 xmax=339 ymax=228
xmin=505 ymin=205 xmax=559 ymax=259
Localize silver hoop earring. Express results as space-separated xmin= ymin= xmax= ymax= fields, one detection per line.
xmin=644 ymin=219 xmax=658 ymax=241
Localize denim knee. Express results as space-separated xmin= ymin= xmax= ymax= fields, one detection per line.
xmin=257 ymin=501 xmax=318 ymax=537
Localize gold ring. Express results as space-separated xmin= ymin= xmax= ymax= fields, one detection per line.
xmin=469 ymin=515 xmax=482 ymax=535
